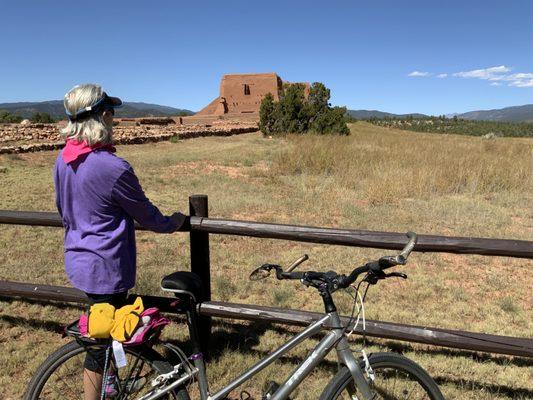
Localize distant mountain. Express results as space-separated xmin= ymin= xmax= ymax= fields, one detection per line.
xmin=456 ymin=104 xmax=533 ymax=122
xmin=349 ymin=105 xmax=533 ymax=122
xmin=5 ymin=100 xmax=533 ymax=123
xmin=0 ymin=100 xmax=194 ymax=119
xmin=347 ymin=109 xmax=428 ymax=119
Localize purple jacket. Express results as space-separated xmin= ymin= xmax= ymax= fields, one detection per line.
xmin=54 ymin=148 xmax=177 ymax=294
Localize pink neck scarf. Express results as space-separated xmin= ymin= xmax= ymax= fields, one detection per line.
xmin=62 ymin=139 xmax=116 ymax=164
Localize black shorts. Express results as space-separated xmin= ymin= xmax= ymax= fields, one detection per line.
xmin=86 ymin=291 xmax=129 ymax=308
xmin=84 ymin=291 xmax=128 ymax=372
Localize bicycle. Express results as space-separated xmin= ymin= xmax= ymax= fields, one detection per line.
xmin=24 ymin=231 xmax=445 ymax=399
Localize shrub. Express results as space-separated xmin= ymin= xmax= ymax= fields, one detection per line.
xmin=259 ymin=82 xmax=349 ymax=136
xmin=310 ymin=105 xmax=350 ymax=135
xmin=0 ymin=110 xmax=23 ymax=124
xmin=176 ymin=110 xmax=193 ymax=116
xmin=258 ymin=93 xmax=277 ymax=136
xmin=30 ymin=112 xmax=55 ymax=123
xmin=278 ymin=83 xmax=309 ymax=133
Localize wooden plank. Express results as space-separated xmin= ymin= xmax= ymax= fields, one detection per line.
xmin=0 ymin=210 xmax=146 ymax=230
xmin=1 ymin=210 xmax=532 ymax=258
xmin=190 ymin=217 xmax=533 ymax=259
xmin=0 ymin=280 xmax=88 ymax=303
xmin=0 ymin=210 xmax=63 ymax=228
xmin=1 ymin=280 xmax=531 ymax=358
xmin=199 ymin=302 xmax=533 ymax=358
xmin=0 ymin=280 xmax=182 ymax=313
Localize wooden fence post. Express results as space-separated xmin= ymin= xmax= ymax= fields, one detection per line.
xmin=189 ymin=195 xmax=211 ymax=354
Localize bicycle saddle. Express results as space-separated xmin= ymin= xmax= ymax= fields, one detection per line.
xmin=161 ymin=271 xmax=204 ymax=302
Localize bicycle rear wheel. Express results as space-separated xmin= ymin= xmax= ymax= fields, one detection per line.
xmin=320 ymin=352 xmax=444 ymax=400
xmin=24 ymin=340 xmax=190 ymax=400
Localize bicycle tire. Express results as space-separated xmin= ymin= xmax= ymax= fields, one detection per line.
xmin=23 ymin=340 xmax=190 ymax=400
xmin=320 ymin=352 xmax=444 ymax=400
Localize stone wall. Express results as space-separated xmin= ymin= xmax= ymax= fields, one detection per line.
xmin=0 ymin=119 xmax=258 ymax=154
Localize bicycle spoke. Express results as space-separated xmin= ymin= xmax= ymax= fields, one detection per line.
xmin=373 ymin=373 xmax=432 ymax=399
xmin=337 ymin=365 xmax=436 ymax=400
xmin=42 ymin=355 xmax=85 ymax=399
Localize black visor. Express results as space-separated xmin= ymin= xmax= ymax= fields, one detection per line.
xmin=66 ymin=92 xmax=123 ymax=122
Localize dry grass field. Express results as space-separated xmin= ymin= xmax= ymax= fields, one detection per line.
xmin=0 ymin=122 xmax=532 ymax=399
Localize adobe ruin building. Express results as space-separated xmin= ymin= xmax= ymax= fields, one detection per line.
xmin=196 ymin=73 xmax=309 ymax=117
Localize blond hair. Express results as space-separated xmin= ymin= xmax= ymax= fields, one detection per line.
xmin=61 ymin=84 xmax=113 ymax=145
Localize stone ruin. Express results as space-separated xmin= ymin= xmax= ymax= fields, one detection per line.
xmin=196 ymin=73 xmax=310 ymax=117
xmin=0 ymin=72 xmax=312 ymax=154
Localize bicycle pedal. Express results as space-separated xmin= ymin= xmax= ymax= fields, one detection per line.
xmin=262 ymin=381 xmax=281 ymax=400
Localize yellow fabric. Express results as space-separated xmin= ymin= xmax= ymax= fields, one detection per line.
xmin=88 ymin=303 xmax=116 ymax=339
xmin=110 ymin=296 xmax=144 ymax=342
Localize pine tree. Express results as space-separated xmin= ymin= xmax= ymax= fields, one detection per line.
xmin=259 ymin=93 xmax=277 ymax=135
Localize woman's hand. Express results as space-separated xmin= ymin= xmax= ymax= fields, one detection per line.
xmin=170 ymin=212 xmax=191 ymax=232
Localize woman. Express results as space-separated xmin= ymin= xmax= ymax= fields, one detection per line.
xmin=54 ymin=83 xmax=188 ymax=399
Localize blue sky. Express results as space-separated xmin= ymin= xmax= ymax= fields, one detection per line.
xmin=1 ymin=0 xmax=532 ymax=115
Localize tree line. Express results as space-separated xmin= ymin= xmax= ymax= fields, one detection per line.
xmin=359 ymin=115 xmax=533 ymax=137
xmin=0 ymin=110 xmax=55 ymax=124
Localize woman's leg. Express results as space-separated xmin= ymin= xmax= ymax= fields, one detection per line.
xmin=84 ymin=369 xmax=103 ymax=400
xmin=83 ymin=292 xmax=128 ymax=399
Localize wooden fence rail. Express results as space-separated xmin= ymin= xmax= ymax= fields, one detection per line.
xmin=190 ymin=217 xmax=533 ymax=258
xmin=1 ymin=209 xmax=532 ymax=258
xmin=1 ymin=196 xmax=532 ymax=359
xmin=1 ymin=280 xmax=531 ymax=358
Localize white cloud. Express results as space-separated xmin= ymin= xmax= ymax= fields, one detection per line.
xmin=450 ymin=65 xmax=533 ymax=88
xmin=509 ymin=79 xmax=533 ymax=87
xmin=407 ymin=65 xmax=533 ymax=88
xmin=507 ymin=73 xmax=533 ymax=80
xmin=453 ymin=65 xmax=511 ymax=80
xmin=408 ymin=71 xmax=431 ymax=77
xmin=504 ymin=73 xmax=533 ymax=87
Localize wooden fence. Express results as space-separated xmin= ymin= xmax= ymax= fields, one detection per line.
xmin=0 ymin=195 xmax=532 ymax=358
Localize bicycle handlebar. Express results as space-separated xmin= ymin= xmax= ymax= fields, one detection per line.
xmin=287 ymin=254 xmax=309 ymax=272
xmin=377 ymin=231 xmax=417 ymax=269
xmin=250 ymin=232 xmax=418 ymax=291
xmin=338 ymin=231 xmax=417 ymax=288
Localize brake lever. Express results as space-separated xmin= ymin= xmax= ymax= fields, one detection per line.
xmin=384 ymin=272 xmax=408 ymax=280
xmin=249 ymin=263 xmax=281 ymax=281
xmin=364 ymin=270 xmax=407 ymax=285
xmin=363 ymin=270 xmax=384 ymax=285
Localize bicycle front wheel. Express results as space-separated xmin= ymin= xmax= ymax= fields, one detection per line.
xmin=24 ymin=340 xmax=190 ymax=400
xmin=320 ymin=352 xmax=444 ymax=400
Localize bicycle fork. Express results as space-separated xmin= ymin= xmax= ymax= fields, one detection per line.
xmin=336 ymin=337 xmax=375 ymax=400
xmin=328 ymin=310 xmax=374 ymax=400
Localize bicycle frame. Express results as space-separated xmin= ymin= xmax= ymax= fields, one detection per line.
xmin=176 ymin=312 xmax=374 ymax=400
